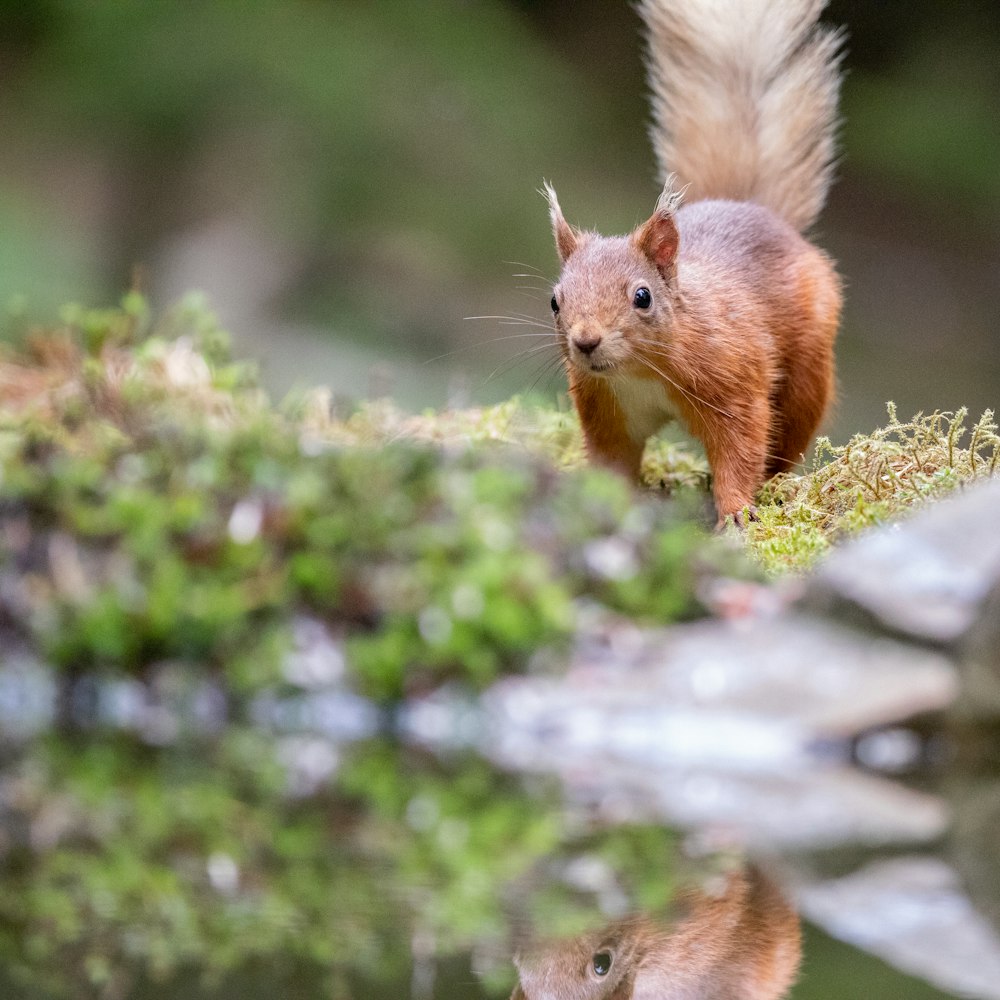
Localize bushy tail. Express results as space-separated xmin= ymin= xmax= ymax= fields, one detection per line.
xmin=638 ymin=0 xmax=844 ymax=232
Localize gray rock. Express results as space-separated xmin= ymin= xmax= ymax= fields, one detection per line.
xmin=489 ymin=612 xmax=957 ymax=742
xmin=469 ymin=613 xmax=955 ymax=849
xmin=809 ymin=478 xmax=1000 ymax=644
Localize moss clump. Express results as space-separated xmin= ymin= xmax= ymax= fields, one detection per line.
xmin=748 ymin=404 xmax=1000 ymax=572
xmin=0 ymin=297 xmax=733 ymax=698
xmin=319 ymin=396 xmax=1000 ymax=576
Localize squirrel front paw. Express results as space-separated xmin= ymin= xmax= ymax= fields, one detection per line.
xmin=717 ymin=505 xmax=759 ymax=531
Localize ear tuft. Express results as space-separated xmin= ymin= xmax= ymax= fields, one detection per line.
xmin=542 ymin=181 xmax=580 ymax=263
xmin=634 ymin=175 xmax=684 ymax=279
xmin=653 ymin=173 xmax=687 ymax=216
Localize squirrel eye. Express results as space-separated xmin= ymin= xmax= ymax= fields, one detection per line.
xmin=592 ymin=952 xmax=612 ymax=977
xmin=550 ymin=295 xmax=559 ymax=314
xmin=633 ymin=287 xmax=652 ymax=309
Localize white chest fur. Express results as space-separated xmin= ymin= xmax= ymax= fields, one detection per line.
xmin=607 ymin=373 xmax=677 ymax=443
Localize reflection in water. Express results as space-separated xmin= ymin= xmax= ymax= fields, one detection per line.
xmin=797 ymin=856 xmax=1000 ymax=1000
xmin=511 ymin=866 xmax=800 ymax=1000
xmin=0 ymin=659 xmax=994 ymax=999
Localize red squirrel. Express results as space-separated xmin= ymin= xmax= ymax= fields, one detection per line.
xmin=545 ymin=0 xmax=844 ymax=526
xmin=510 ymin=865 xmax=801 ymax=1000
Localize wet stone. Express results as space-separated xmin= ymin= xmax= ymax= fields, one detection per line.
xmin=471 ymin=613 xmax=955 ymax=849
xmin=807 ymin=478 xmax=1000 ymax=644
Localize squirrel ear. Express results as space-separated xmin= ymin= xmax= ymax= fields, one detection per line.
xmin=634 ymin=178 xmax=684 ymax=278
xmin=542 ymin=181 xmax=581 ymax=263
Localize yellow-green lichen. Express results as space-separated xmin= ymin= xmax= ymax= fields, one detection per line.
xmin=747 ymin=405 xmax=1000 ymax=572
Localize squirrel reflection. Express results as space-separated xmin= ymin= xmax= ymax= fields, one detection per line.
xmin=510 ymin=866 xmax=800 ymax=1000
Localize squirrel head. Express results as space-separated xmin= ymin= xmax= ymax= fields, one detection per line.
xmin=544 ymin=181 xmax=683 ymax=379
xmin=510 ymin=916 xmax=645 ymax=1000
xmin=509 ymin=867 xmax=801 ymax=1000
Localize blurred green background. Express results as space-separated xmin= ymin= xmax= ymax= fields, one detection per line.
xmin=1 ymin=0 xmax=998 ymax=436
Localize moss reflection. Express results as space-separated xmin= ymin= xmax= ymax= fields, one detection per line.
xmin=0 ymin=732 xmax=682 ymax=998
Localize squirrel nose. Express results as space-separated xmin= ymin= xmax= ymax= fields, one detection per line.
xmin=573 ymin=335 xmax=602 ymax=356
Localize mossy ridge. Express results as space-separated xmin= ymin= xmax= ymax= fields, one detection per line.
xmin=302 ymin=391 xmax=710 ymax=496
xmin=0 ymin=297 xmax=727 ymax=697
xmin=329 ymin=397 xmax=1000 ymax=575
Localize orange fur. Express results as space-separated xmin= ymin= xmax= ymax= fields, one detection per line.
xmin=544 ymin=0 xmax=843 ymax=525
xmin=511 ymin=866 xmax=801 ymax=1000
xmin=549 ymin=195 xmax=841 ymax=525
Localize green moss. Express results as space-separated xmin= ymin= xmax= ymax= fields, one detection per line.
xmin=325 ymin=396 xmax=1000 ymax=576
xmin=0 ymin=297 xmax=728 ymax=698
xmin=747 ymin=404 xmax=1000 ymax=573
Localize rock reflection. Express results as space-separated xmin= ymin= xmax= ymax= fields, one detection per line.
xmin=796 ymin=856 xmax=1000 ymax=1000
xmin=511 ymin=866 xmax=799 ymax=1000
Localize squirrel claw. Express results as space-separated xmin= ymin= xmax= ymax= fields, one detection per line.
xmin=717 ymin=505 xmax=759 ymax=531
